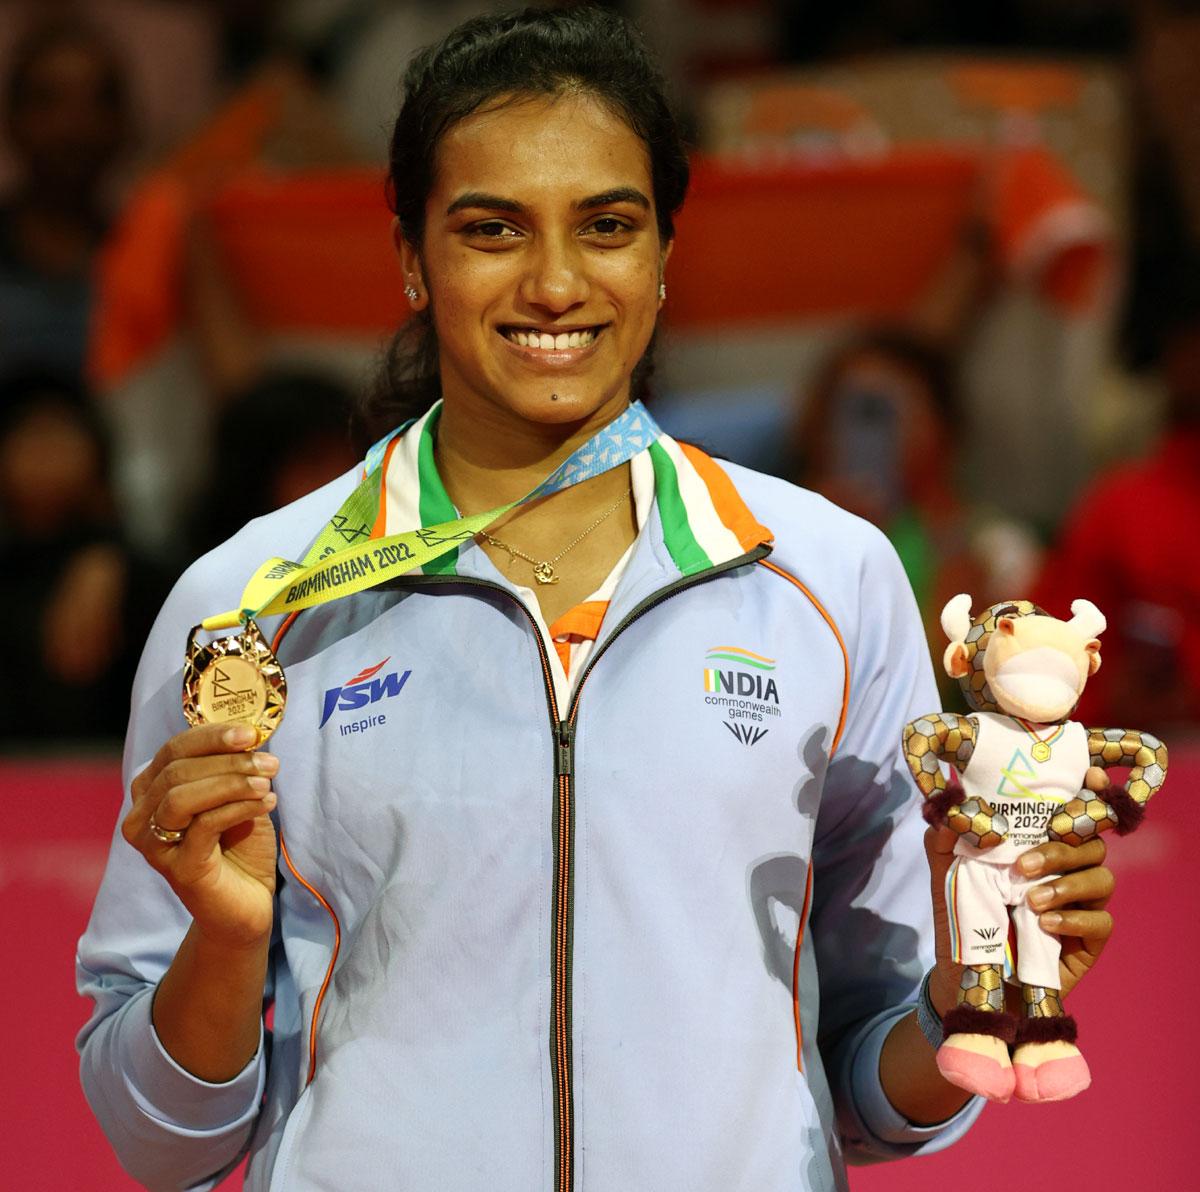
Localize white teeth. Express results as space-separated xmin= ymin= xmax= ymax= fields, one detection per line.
xmin=504 ymin=327 xmax=598 ymax=349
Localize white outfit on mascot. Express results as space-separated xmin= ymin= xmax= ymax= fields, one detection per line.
xmin=946 ymin=712 xmax=1089 ymax=988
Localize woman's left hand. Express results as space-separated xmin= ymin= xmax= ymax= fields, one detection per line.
xmin=924 ymin=824 xmax=1116 ymax=1016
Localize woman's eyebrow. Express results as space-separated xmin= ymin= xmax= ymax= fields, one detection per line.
xmin=445 ymin=187 xmax=651 ymax=216
xmin=576 ymin=187 xmax=650 ymax=211
xmin=446 ymin=192 xmax=524 ymax=216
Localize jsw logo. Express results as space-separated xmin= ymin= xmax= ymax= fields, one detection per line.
xmin=319 ymin=658 xmax=411 ymax=728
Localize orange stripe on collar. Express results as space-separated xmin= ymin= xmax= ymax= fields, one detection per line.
xmin=677 ymin=441 xmax=774 ymax=552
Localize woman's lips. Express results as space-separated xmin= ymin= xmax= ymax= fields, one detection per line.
xmin=501 ymin=326 xmax=601 ymax=349
xmin=496 ymin=324 xmax=606 ymax=367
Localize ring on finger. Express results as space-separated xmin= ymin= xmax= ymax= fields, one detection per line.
xmin=149 ymin=813 xmax=186 ymax=845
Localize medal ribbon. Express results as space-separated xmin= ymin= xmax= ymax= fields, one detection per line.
xmin=201 ymin=401 xmax=662 ymax=631
xmin=1016 ymin=718 xmax=1066 ymax=748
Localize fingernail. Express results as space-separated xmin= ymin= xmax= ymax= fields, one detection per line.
xmin=261 ymin=792 xmax=277 ymax=810
xmin=1018 ymin=853 xmax=1043 ymax=875
xmin=1028 ymin=886 xmax=1054 ymax=909
xmin=248 ymin=776 xmax=271 ymax=792
xmin=253 ymin=752 xmax=279 ymax=774
xmin=224 ymin=725 xmax=256 ymax=747
xmin=1040 ymin=912 xmax=1062 ymax=930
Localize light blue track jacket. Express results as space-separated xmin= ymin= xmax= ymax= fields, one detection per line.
xmin=77 ymin=420 xmax=981 ymax=1191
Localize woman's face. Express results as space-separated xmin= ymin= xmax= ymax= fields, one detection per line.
xmin=400 ymin=91 xmax=669 ymax=429
xmin=0 ymin=402 xmax=104 ymax=531
xmin=9 ymin=39 xmax=127 ymax=192
xmin=809 ymin=349 xmax=945 ymax=522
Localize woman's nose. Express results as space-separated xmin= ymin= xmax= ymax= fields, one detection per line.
xmin=519 ymin=235 xmax=589 ymax=312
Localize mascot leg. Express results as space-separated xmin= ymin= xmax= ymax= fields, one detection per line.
xmin=1012 ymin=987 xmax=1091 ymax=1102
xmin=936 ymin=964 xmax=1017 ymax=1102
xmin=1009 ymin=889 xmax=1091 ymax=1102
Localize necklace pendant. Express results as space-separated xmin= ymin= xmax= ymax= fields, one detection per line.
xmin=1031 ymin=741 xmax=1052 ymax=763
xmin=533 ymin=560 xmax=559 ymax=585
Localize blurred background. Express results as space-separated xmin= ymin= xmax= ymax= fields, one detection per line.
xmin=0 ymin=1 xmax=1196 ymax=1188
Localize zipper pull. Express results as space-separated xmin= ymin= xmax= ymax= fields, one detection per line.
xmin=555 ymin=720 xmax=575 ymax=777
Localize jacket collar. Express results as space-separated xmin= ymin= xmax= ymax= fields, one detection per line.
xmin=375 ymin=401 xmax=774 ymax=585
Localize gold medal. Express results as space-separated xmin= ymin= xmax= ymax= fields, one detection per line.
xmin=1031 ymin=741 xmax=1052 ymax=763
xmin=183 ymin=618 xmax=287 ymax=745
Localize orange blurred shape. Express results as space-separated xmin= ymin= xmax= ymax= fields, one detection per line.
xmin=89 ymin=74 xmax=327 ymax=391
xmin=992 ymin=144 xmax=1110 ymax=313
xmin=666 ymin=149 xmax=977 ymax=328
xmin=741 ymin=83 xmax=877 ymax=140
xmin=949 ymin=62 xmax=1085 ymax=113
xmin=165 ymin=74 xmax=286 ymax=184
xmin=90 ymin=175 xmax=190 ymax=390
xmin=89 ymin=146 xmax=1110 ymax=388
xmin=206 ymin=170 xmax=404 ymax=335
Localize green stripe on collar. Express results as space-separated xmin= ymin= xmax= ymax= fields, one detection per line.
xmin=649 ymin=441 xmax=713 ymax=575
xmin=416 ymin=405 xmax=460 ymax=576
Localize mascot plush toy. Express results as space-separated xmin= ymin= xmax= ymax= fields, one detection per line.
xmin=903 ymin=596 xmax=1168 ymax=1104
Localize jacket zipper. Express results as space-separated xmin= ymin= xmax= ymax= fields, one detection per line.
xmin=380 ymin=544 xmax=770 ymax=1191
xmin=553 ymin=716 xmax=575 ymax=1192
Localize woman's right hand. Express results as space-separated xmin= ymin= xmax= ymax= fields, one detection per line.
xmin=123 ymin=722 xmax=279 ymax=948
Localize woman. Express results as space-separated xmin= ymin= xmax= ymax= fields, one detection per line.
xmin=789 ymin=328 xmax=1042 ymax=700
xmin=0 ymin=20 xmax=130 ymax=378
xmin=0 ymin=371 xmax=168 ymax=742
xmin=77 ymin=9 xmax=1115 ymax=1190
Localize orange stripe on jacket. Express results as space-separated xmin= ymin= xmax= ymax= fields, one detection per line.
xmin=677 ymin=442 xmax=773 ymax=552
xmin=756 ymin=560 xmax=851 ymax=756
xmin=792 ymin=862 xmax=815 ymax=1071
xmin=270 ymin=612 xmax=340 ymax=1085
xmin=754 ymin=563 xmax=848 ymax=1070
xmin=278 ymin=833 xmax=341 ymax=1085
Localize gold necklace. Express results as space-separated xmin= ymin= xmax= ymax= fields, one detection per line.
xmin=480 ymin=486 xmax=632 ymax=585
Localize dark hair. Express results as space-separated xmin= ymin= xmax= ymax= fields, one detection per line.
xmin=356 ymin=5 xmax=690 ymax=448
xmin=197 ymin=370 xmax=353 ymax=551
xmin=4 ymin=19 xmax=127 ymax=119
xmin=815 ymin=327 xmax=957 ymax=422
xmin=0 ymin=369 xmax=113 ymax=480
xmin=789 ymin=325 xmax=959 ymax=480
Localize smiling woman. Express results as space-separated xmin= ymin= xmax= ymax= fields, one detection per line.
xmin=77 ymin=8 xmax=1121 ymax=1192
xmin=367 ymin=9 xmax=688 ymax=442
xmin=399 ymin=95 xmax=664 ymax=436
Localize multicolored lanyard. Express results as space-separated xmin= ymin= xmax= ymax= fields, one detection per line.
xmin=201 ymin=400 xmax=662 ymax=631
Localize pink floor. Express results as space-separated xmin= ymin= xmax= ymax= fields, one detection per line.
xmin=4 ymin=750 xmax=1196 ymax=1190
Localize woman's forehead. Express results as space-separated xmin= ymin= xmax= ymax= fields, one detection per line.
xmin=430 ymin=92 xmax=653 ymax=208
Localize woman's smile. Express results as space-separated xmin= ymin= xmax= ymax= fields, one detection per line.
xmin=398 ymin=90 xmax=668 ymax=428
xmin=496 ymin=322 xmax=608 ymax=365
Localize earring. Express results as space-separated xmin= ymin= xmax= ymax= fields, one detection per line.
xmin=658 ymin=282 xmax=667 ymax=301
xmin=404 ymin=284 xmax=419 ymax=304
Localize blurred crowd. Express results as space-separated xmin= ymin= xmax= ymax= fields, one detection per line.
xmin=2 ymin=0 xmax=1198 ymax=748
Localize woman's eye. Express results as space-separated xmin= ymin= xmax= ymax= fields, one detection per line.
xmin=469 ymin=221 xmax=519 ymax=239
xmin=587 ymin=217 xmax=629 ymax=237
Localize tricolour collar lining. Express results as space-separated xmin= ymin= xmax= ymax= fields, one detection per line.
xmin=379 ymin=403 xmax=774 ymax=577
